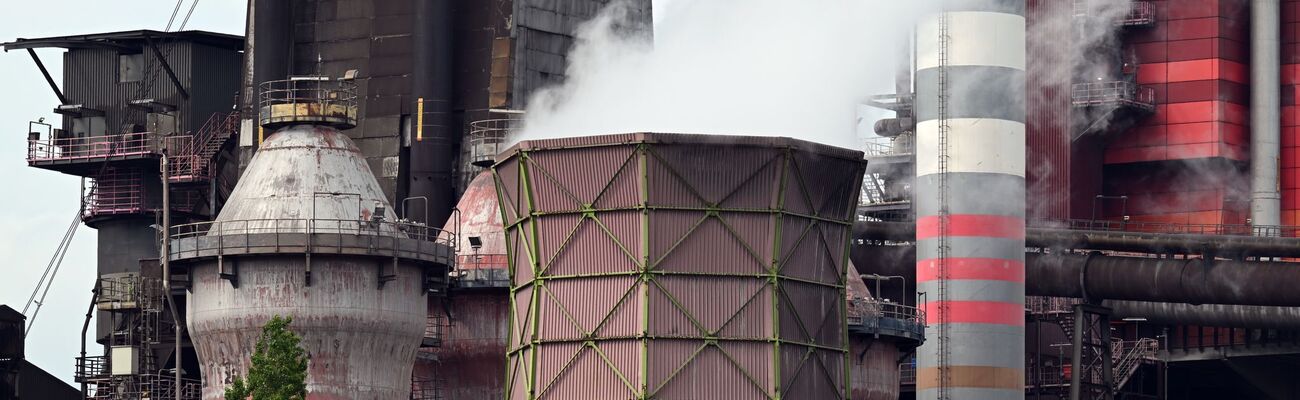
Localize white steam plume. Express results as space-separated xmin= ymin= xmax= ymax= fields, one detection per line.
xmin=514 ymin=0 xmax=938 ymax=150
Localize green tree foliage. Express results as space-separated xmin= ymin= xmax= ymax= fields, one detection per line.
xmin=224 ymin=315 xmax=308 ymax=400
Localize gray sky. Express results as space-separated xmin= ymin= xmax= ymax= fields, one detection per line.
xmin=0 ymin=0 xmax=675 ymax=384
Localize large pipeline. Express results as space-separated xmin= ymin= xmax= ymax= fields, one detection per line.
xmin=410 ymin=0 xmax=458 ymax=228
xmin=855 ymin=220 xmax=1300 ymax=258
xmin=1107 ymin=301 xmax=1300 ymax=330
xmin=1026 ymin=252 xmax=1300 ymax=307
xmin=852 ymin=244 xmax=1300 ymax=329
xmin=853 ymin=245 xmax=1300 ymax=307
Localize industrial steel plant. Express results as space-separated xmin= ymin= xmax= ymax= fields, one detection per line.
xmin=4 ymin=0 xmax=1300 ymax=400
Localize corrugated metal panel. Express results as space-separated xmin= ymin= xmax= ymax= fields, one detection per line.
xmin=1026 ymin=0 xmax=1072 ymax=220
xmin=496 ymin=133 xmax=863 ymax=399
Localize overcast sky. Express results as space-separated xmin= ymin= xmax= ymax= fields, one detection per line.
xmin=0 ymin=0 xmax=675 ymax=384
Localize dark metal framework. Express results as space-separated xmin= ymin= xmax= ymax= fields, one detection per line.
xmin=496 ymin=133 xmax=864 ymax=399
xmin=1070 ymin=304 xmax=1114 ymax=400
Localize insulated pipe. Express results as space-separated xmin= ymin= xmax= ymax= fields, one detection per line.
xmin=1025 ymin=252 xmax=1300 ymax=307
xmin=1107 ymin=301 xmax=1300 ymax=330
xmin=855 ymin=220 xmax=1300 ymax=258
xmin=913 ymin=2 xmax=1027 ymax=398
xmin=1251 ymin=0 xmax=1282 ymax=229
xmin=854 ymin=246 xmax=1300 ymax=307
xmin=855 ymin=248 xmax=1300 ymax=331
xmin=410 ymin=0 xmax=458 ymax=228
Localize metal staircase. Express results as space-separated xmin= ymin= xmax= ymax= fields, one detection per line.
xmin=1113 ymin=338 xmax=1159 ymax=390
xmin=168 ymin=112 xmax=239 ymax=184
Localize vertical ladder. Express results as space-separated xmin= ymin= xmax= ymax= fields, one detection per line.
xmin=936 ymin=8 xmax=954 ymax=400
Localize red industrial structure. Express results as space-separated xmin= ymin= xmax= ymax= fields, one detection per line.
xmin=862 ymin=0 xmax=1300 ymax=399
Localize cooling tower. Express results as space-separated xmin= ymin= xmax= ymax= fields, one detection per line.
xmin=494 ymin=133 xmax=864 ymax=399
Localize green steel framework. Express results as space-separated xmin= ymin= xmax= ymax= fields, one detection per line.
xmin=494 ymin=135 xmax=865 ymax=400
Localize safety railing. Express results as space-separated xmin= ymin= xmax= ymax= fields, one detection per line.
xmin=1027 ymin=296 xmax=1082 ymax=315
xmin=84 ymin=169 xmax=147 ymax=219
xmin=1048 ymin=218 xmax=1300 ymax=238
xmin=259 ymin=77 xmax=358 ymax=128
xmin=167 ymin=112 xmax=240 ymax=183
xmin=97 ymin=275 xmax=164 ymax=311
xmin=1113 ymin=338 xmax=1159 ymax=389
xmin=172 ymin=218 xmax=449 ymax=243
xmin=469 ymin=118 xmax=520 ymax=167
xmin=422 ymin=313 xmax=448 ymax=348
xmin=411 ymin=375 xmax=446 ymax=400
xmin=1071 ymin=81 xmax=1156 ymax=112
xmin=1120 ymin=1 xmax=1155 ymax=26
xmin=1030 ymin=362 xmax=1071 ymax=388
xmin=169 ymin=218 xmax=456 ymax=259
xmin=847 ymin=297 xmax=925 ymax=338
xmin=1073 ymin=0 xmax=1155 ymax=27
xmin=86 ymin=373 xmax=202 ymax=400
xmin=898 ymin=361 xmax=916 ymax=386
xmin=74 ymin=355 xmax=107 ymax=383
xmin=27 ymin=131 xmax=159 ymax=164
xmin=454 ymin=254 xmax=511 ymax=288
xmin=863 ymin=136 xmax=894 ymax=157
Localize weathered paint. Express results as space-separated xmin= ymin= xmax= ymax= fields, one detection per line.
xmin=215 ymin=125 xmax=398 ymax=231
xmin=495 ymin=133 xmax=864 ymax=400
xmin=414 ymin=170 xmax=511 ymax=400
xmin=850 ymin=336 xmax=902 ymax=400
xmin=417 ymin=291 xmax=510 ymax=400
xmin=184 ymin=124 xmax=437 ymax=400
xmin=187 ymin=256 xmax=426 ymax=400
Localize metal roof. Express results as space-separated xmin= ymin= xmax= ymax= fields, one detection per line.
xmin=2 ymin=29 xmax=243 ymax=52
xmin=0 ymin=305 xmax=23 ymax=323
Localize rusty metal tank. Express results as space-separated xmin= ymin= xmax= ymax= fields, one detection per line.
xmin=170 ymin=124 xmax=453 ymax=399
xmin=414 ymin=170 xmax=511 ymax=400
xmin=494 ymin=133 xmax=864 ymax=399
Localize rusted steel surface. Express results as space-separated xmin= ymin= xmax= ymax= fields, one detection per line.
xmin=495 ymin=133 xmax=864 ymax=400
xmin=417 ymin=291 xmax=510 ymax=400
xmin=179 ymin=124 xmax=449 ymax=400
xmin=850 ymin=335 xmax=902 ymax=400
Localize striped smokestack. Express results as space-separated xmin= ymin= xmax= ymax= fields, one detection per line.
xmin=914 ymin=1 xmax=1026 ymax=399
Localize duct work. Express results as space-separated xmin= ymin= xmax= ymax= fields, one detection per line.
xmin=913 ymin=1 xmax=1027 ymax=399
xmin=495 ymin=133 xmax=863 ymax=399
xmin=410 ymin=0 xmax=458 ymax=228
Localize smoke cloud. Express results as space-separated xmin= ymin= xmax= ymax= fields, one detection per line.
xmin=513 ymin=0 xmax=938 ymax=150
